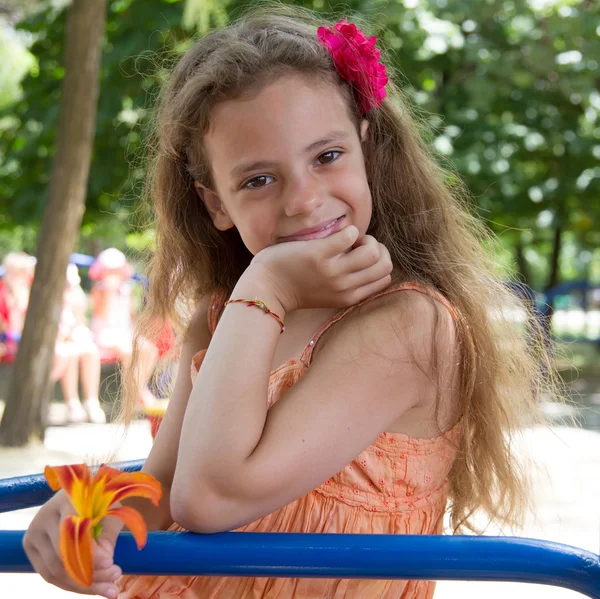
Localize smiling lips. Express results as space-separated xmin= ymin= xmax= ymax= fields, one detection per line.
xmin=279 ymin=216 xmax=345 ymax=242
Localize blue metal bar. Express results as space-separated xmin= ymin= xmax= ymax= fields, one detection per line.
xmin=0 ymin=530 xmax=598 ymax=597
xmin=1 ymin=464 xmax=598 ymax=596
xmin=69 ymin=252 xmax=95 ymax=267
xmin=0 ymin=460 xmax=144 ymax=513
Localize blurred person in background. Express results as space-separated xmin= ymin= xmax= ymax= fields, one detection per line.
xmin=51 ymin=263 xmax=105 ymax=424
xmin=0 ymin=252 xmax=36 ymax=362
xmin=0 ymin=267 xmax=11 ymax=360
xmin=89 ymin=248 xmax=159 ymax=409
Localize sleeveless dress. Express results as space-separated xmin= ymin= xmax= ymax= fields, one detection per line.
xmin=118 ymin=282 xmax=462 ymax=599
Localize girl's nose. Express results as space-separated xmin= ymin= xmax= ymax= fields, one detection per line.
xmin=282 ymin=177 xmax=326 ymax=217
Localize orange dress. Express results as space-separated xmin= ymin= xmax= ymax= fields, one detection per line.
xmin=118 ymin=282 xmax=462 ymax=599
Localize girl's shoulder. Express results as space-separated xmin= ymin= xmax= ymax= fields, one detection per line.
xmin=306 ymin=281 xmax=461 ymax=437
xmin=188 ymin=282 xmax=459 ymax=364
xmin=308 ymin=280 xmax=458 ymax=364
xmin=354 ymin=280 xmax=457 ymax=321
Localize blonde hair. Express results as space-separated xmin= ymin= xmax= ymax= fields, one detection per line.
xmin=124 ymin=4 xmax=563 ymax=534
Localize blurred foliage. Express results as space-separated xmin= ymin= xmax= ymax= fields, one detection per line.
xmin=0 ymin=0 xmax=598 ymax=290
xmin=0 ymin=0 xmax=47 ymax=23
xmin=0 ymin=0 xmax=187 ymax=250
xmin=0 ymin=25 xmax=35 ymax=110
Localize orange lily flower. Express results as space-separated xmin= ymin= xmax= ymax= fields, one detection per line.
xmin=44 ymin=463 xmax=162 ymax=587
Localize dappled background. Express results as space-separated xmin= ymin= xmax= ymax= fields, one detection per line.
xmin=1 ymin=0 xmax=598 ymax=287
xmin=0 ymin=0 xmax=597 ymax=436
xmin=3 ymin=0 xmax=598 ymax=433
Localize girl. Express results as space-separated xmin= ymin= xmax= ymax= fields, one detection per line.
xmin=23 ymin=6 xmax=559 ymax=599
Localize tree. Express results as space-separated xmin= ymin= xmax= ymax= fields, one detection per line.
xmin=0 ymin=0 xmax=108 ymax=446
xmin=386 ymin=0 xmax=600 ymax=291
xmin=0 ymin=0 xmax=186 ymax=249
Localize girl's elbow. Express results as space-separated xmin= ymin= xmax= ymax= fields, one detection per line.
xmin=170 ymin=484 xmax=233 ymax=534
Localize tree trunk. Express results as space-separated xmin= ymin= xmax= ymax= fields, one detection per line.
xmin=546 ymin=222 xmax=563 ymax=294
xmin=0 ymin=0 xmax=108 ymax=447
xmin=539 ymin=221 xmax=564 ymax=345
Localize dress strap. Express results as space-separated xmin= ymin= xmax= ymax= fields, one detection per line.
xmin=299 ymin=281 xmax=458 ymax=366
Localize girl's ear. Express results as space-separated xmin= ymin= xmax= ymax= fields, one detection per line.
xmin=360 ymin=119 xmax=371 ymax=171
xmin=360 ymin=119 xmax=369 ymax=142
xmin=194 ymin=181 xmax=235 ymax=231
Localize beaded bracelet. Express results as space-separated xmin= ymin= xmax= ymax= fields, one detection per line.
xmin=224 ymin=298 xmax=285 ymax=334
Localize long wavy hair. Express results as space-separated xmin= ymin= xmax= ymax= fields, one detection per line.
xmin=124 ymin=4 xmax=563 ymax=534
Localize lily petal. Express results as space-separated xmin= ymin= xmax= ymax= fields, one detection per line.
xmin=92 ymin=464 xmax=125 ymax=486
xmin=104 ymin=471 xmax=163 ymax=507
xmin=88 ymin=465 xmax=123 ymax=519
xmin=45 ymin=465 xmax=92 ymax=515
xmin=59 ymin=516 xmax=94 ymax=587
xmin=106 ymin=505 xmax=148 ymax=549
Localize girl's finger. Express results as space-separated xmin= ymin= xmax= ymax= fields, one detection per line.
xmin=337 ymin=239 xmax=385 ymax=274
xmin=93 ymin=514 xmax=124 ymax=569
xmin=38 ymin=553 xmax=120 ymax=599
xmin=345 ymin=273 xmax=393 ymax=305
xmin=28 ymin=541 xmax=91 ymax=595
xmin=94 ymin=539 xmax=114 ymax=569
xmin=93 ymin=564 xmax=122 ymax=583
xmin=87 ymin=581 xmax=121 ymax=599
xmin=317 ymin=225 xmax=359 ymax=258
xmin=37 ymin=532 xmax=75 ymax=588
xmin=25 ymin=546 xmax=59 ymax=590
xmin=341 ymin=257 xmax=393 ymax=293
xmin=349 ymin=233 xmax=376 ymax=249
xmin=38 ymin=527 xmax=119 ymax=597
xmin=44 ymin=514 xmax=67 ymax=575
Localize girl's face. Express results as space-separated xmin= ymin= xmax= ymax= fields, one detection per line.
xmin=198 ymin=75 xmax=372 ymax=255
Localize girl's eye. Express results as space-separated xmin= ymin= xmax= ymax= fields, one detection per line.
xmin=244 ymin=175 xmax=273 ymax=189
xmin=316 ymin=151 xmax=341 ymax=165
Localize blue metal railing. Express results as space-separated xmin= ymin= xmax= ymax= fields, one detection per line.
xmin=0 ymin=462 xmax=599 ymax=597
xmin=0 ymin=460 xmax=145 ymax=514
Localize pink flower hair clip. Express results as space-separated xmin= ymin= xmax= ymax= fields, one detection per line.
xmin=317 ymin=18 xmax=389 ymax=114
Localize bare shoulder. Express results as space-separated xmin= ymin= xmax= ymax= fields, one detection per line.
xmin=312 ymin=286 xmax=461 ymax=435
xmin=319 ymin=286 xmax=459 ymax=367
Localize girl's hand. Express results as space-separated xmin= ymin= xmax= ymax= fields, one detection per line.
xmin=248 ymin=225 xmax=393 ymax=313
xmin=23 ymin=490 xmax=123 ymax=598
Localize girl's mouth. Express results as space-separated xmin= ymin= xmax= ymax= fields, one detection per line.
xmin=279 ymin=216 xmax=346 ymax=242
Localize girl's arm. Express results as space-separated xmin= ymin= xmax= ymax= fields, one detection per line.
xmin=171 ymin=284 xmax=459 ymax=533
xmin=122 ymin=294 xmax=212 ymax=530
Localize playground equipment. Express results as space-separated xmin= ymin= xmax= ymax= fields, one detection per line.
xmin=0 ymin=460 xmax=598 ymax=597
xmin=545 ymin=280 xmax=600 ymax=344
